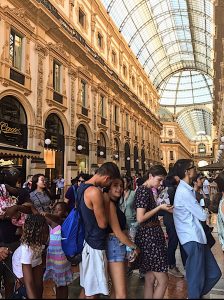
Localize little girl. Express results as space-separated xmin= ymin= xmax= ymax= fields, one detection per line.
xmin=12 ymin=214 xmax=49 ymax=299
xmin=42 ymin=202 xmax=73 ymax=299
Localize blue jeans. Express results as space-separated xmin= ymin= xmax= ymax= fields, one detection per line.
xmin=164 ymin=216 xmax=187 ymax=267
xmin=183 ymin=241 xmax=221 ymax=299
xmin=106 ymin=235 xmax=126 ymax=263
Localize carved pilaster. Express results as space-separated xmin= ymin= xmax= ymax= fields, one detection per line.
xmin=70 ymin=79 xmax=75 ymax=135
xmin=107 ymin=34 xmax=112 ymax=52
xmin=91 ymin=85 xmax=98 ymax=142
xmin=119 ymin=50 xmax=123 ymax=66
xmin=91 ymin=13 xmax=96 ymax=33
xmin=36 ymin=44 xmax=48 ymax=126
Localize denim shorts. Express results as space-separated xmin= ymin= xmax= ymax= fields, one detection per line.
xmin=106 ymin=235 xmax=126 ymax=263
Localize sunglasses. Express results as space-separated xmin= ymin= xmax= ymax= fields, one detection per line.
xmin=78 ymin=180 xmax=85 ymax=183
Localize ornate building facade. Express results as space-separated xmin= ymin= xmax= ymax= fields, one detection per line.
xmin=213 ymin=0 xmax=224 ymax=160
xmin=0 ymin=0 xmax=161 ymax=184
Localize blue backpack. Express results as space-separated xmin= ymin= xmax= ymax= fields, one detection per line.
xmin=61 ymin=183 xmax=93 ymax=264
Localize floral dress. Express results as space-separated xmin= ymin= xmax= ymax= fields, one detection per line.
xmin=133 ymin=185 xmax=168 ymax=274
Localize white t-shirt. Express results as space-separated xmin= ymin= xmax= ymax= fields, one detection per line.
xmin=12 ymin=245 xmax=42 ymax=279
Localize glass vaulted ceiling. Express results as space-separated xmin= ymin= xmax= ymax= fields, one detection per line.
xmin=102 ymin=0 xmax=213 ymax=140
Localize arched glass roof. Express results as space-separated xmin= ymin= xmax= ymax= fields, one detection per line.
xmin=102 ymin=0 xmax=213 ymax=88
xmin=160 ymin=70 xmax=213 ymax=106
xmin=102 ymin=0 xmax=214 ymax=141
xmin=177 ymin=108 xmax=212 ymax=140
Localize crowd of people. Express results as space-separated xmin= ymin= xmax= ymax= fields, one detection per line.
xmin=0 ymin=160 xmax=223 ymax=299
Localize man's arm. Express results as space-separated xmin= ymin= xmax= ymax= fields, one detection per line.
xmin=185 ymin=190 xmax=208 ymax=221
xmin=85 ymin=187 xmax=108 ymax=229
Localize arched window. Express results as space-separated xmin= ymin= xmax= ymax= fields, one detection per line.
xmin=45 ymin=113 xmax=65 ymax=180
xmin=0 ymin=95 xmax=27 ymax=148
xmin=45 ymin=114 xmax=64 ymax=151
xmin=134 ymin=145 xmax=139 ymax=174
xmin=124 ymin=142 xmax=131 ymax=176
xmin=76 ymin=124 xmax=89 ymax=155
xmin=114 ymin=138 xmax=119 ymax=160
xmin=97 ymin=132 xmax=106 ymax=158
xmin=198 ymin=143 xmax=206 ymax=154
xmin=141 ymin=149 xmax=146 ymax=175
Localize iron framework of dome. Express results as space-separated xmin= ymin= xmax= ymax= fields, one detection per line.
xmin=102 ymin=0 xmax=214 ymax=140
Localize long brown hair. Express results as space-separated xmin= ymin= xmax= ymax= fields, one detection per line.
xmin=21 ymin=214 xmax=48 ymax=255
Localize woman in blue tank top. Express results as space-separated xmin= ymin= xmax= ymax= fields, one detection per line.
xmin=104 ymin=178 xmax=140 ymax=298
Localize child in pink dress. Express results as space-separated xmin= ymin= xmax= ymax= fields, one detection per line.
xmin=42 ymin=202 xmax=72 ymax=299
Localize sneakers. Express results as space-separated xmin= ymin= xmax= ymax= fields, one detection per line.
xmin=168 ymin=266 xmax=184 ymax=278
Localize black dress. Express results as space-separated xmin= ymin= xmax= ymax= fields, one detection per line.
xmin=133 ymin=185 xmax=168 ymax=274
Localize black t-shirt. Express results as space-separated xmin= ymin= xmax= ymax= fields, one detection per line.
xmin=0 ymin=187 xmax=30 ymax=244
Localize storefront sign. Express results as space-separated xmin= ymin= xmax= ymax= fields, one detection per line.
xmin=0 ymin=121 xmax=22 ymax=135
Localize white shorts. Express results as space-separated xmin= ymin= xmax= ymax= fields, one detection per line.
xmin=79 ymin=243 xmax=109 ymax=297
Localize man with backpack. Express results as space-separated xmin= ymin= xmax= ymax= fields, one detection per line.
xmin=78 ymin=162 xmax=120 ymax=298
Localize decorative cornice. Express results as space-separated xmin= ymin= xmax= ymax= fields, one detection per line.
xmin=68 ymin=67 xmax=78 ymax=79
xmin=2 ymin=6 xmax=35 ymax=34
xmin=97 ymin=82 xmax=109 ymax=94
xmin=48 ymin=42 xmax=69 ymax=61
xmin=35 ymin=43 xmax=48 ymax=57
xmin=78 ymin=66 xmax=92 ymax=81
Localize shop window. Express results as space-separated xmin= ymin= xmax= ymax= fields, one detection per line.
xmin=45 ymin=114 xmax=65 ymax=181
xmin=53 ymin=61 xmax=61 ymax=93
xmin=134 ymin=145 xmax=139 ymax=174
xmin=9 ymin=30 xmax=23 ymax=71
xmin=81 ymin=80 xmax=87 ymax=108
xmin=134 ymin=120 xmax=137 ymax=137
xmin=0 ymin=96 xmax=27 ymax=148
xmin=76 ymin=124 xmax=89 ymax=156
xmin=97 ymin=133 xmax=106 ymax=158
xmin=97 ymin=32 xmax=103 ymax=48
xmin=141 ymin=148 xmax=146 ymax=174
xmin=142 ymin=125 xmax=144 ymax=140
xmin=114 ymin=138 xmax=119 ymax=160
xmin=124 ymin=142 xmax=131 ymax=176
xmin=79 ymin=9 xmax=85 ymax=27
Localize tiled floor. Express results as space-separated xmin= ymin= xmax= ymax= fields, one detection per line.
xmin=43 ymin=213 xmax=224 ymax=299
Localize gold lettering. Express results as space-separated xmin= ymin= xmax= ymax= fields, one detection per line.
xmin=0 ymin=122 xmax=22 ymax=135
